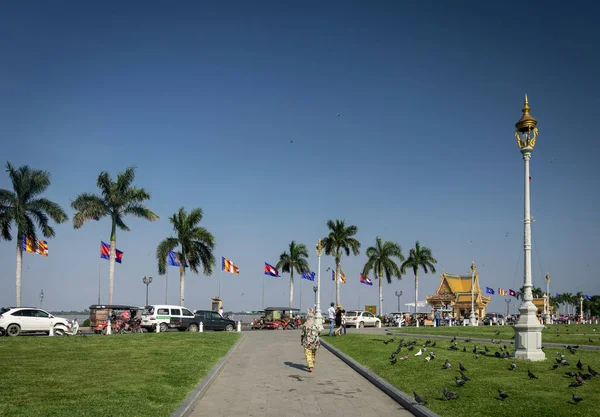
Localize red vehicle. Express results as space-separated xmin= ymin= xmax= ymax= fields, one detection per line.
xmin=89 ymin=304 xmax=143 ymax=334
xmin=253 ymin=307 xmax=299 ymax=330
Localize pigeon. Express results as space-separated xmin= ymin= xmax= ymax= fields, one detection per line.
xmin=432 ymin=341 xmax=437 ymax=347
xmin=566 ymin=372 xmax=576 ymax=377
xmin=400 ymin=353 xmax=410 ymax=360
xmin=425 ymin=356 xmax=431 ymax=362
xmin=575 ymin=375 xmax=585 ymax=384
xmin=510 ymin=362 xmax=516 ymax=371
xmin=443 ymin=359 xmax=451 ymax=369
xmin=494 ymin=352 xmax=501 ymax=358
xmin=484 ymin=346 xmax=490 ymax=353
xmin=572 ymin=393 xmax=583 ymax=403
xmin=577 ymin=359 xmax=583 ymax=370
xmin=473 ymin=346 xmax=478 ymax=354
xmin=528 ymin=370 xmax=538 ymax=379
xmin=475 ymin=354 xmax=480 ymax=359
xmin=498 ymin=390 xmax=509 ymax=400
xmin=579 ymin=372 xmax=592 ymax=380
xmin=443 ymin=387 xmax=459 ymax=400
xmin=390 ymin=357 xmax=397 ymax=365
xmin=462 ymin=346 xmax=467 ymax=352
xmin=459 ymin=371 xmax=470 ymax=382
xmin=588 ymin=366 xmax=598 ymax=377
xmin=569 ymin=381 xmax=582 ymax=388
xmin=413 ymin=392 xmax=427 ymax=405
xmin=459 ymin=363 xmax=467 ymax=372
xmin=455 ymin=376 xmax=465 ymax=387
xmin=415 ymin=349 xmax=423 ymax=356
xmin=552 ymin=364 xmax=559 ymax=370
xmin=590 ymin=338 xmax=595 ymax=343
xmin=390 ymin=353 xmax=396 ymax=360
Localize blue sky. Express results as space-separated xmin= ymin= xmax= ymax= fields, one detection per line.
xmin=1 ymin=1 xmax=598 ymax=314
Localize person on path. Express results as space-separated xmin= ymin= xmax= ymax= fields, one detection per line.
xmin=341 ymin=309 xmax=347 ymax=335
xmin=327 ymin=302 xmax=335 ymax=336
xmin=301 ymin=308 xmax=321 ymax=372
xmin=334 ymin=304 xmax=343 ymax=335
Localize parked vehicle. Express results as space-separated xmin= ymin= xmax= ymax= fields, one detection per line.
xmin=54 ymin=318 xmax=81 ymax=336
xmin=483 ymin=313 xmax=506 ymax=325
xmin=0 ymin=307 xmax=69 ymax=336
xmin=141 ymin=305 xmax=197 ymax=332
xmin=89 ymin=305 xmax=143 ymax=334
xmin=345 ymin=310 xmax=381 ymax=328
xmin=192 ymin=310 xmax=236 ymax=331
xmin=253 ymin=307 xmax=299 ymax=330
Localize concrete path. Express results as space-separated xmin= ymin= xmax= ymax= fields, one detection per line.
xmin=188 ymin=330 xmax=414 ymax=417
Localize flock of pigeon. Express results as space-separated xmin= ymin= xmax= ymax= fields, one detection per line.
xmin=379 ymin=333 xmax=597 ymax=408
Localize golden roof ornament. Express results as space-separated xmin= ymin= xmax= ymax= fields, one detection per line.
xmin=515 ymin=94 xmax=539 ymax=149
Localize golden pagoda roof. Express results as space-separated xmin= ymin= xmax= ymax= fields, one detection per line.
xmin=435 ymin=273 xmax=480 ymax=295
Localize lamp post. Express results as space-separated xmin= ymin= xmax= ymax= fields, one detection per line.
xmin=39 ymin=290 xmax=44 ymax=308
xmin=315 ymin=240 xmax=324 ymax=329
xmin=545 ymin=273 xmax=551 ymax=324
xmin=580 ymin=296 xmax=584 ymax=323
xmin=505 ymin=298 xmax=511 ymax=318
xmin=395 ymin=291 xmax=403 ymax=312
xmin=513 ymin=95 xmax=545 ymax=360
xmin=313 ymin=286 xmax=318 ymax=307
xmin=143 ymin=276 xmax=153 ymax=306
xmin=469 ymin=261 xmax=477 ymax=326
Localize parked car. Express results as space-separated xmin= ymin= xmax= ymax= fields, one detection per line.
xmin=345 ymin=310 xmax=381 ymax=328
xmin=0 ymin=307 xmax=69 ymax=336
xmin=483 ymin=313 xmax=506 ymax=325
xmin=193 ymin=310 xmax=236 ymax=331
xmin=141 ymin=305 xmax=197 ymax=332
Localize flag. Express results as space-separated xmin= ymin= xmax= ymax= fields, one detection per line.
xmin=555 ymin=292 xmax=561 ymax=297
xmin=509 ymin=289 xmax=516 ymax=297
xmin=168 ymin=252 xmax=188 ymax=267
xmin=499 ymin=288 xmax=507 ymax=296
xmin=340 ymin=272 xmax=346 ymax=283
xmin=302 ymin=271 xmax=315 ymax=281
xmin=100 ymin=241 xmax=123 ymax=263
xmin=485 ymin=287 xmax=495 ymax=295
xmin=264 ymin=262 xmax=279 ymax=277
xmin=360 ymin=274 xmax=373 ymax=286
xmin=22 ymin=235 xmax=48 ymax=257
xmin=585 ymin=295 xmax=592 ymax=301
xmin=221 ymin=257 xmax=239 ymax=274
xmin=332 ymin=269 xmax=335 ymax=281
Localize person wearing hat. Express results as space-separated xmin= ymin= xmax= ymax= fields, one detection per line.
xmin=334 ymin=304 xmax=344 ymax=336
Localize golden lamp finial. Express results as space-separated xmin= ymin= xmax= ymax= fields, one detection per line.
xmin=515 ymin=94 xmax=539 ymax=149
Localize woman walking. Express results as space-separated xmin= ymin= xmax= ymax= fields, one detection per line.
xmin=301 ymin=308 xmax=321 ymax=372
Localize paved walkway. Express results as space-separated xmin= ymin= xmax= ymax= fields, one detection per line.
xmin=189 ymin=330 xmax=414 ymax=417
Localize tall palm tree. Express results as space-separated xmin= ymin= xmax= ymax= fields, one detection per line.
xmin=516 ymin=286 xmax=544 ymax=299
xmin=156 ymin=207 xmax=216 ymax=306
xmin=71 ymin=167 xmax=158 ymax=304
xmin=276 ymin=241 xmax=309 ymax=314
xmin=400 ymin=241 xmax=437 ymax=318
xmin=321 ymin=219 xmax=360 ymax=306
xmin=362 ymin=237 xmax=404 ymax=317
xmin=0 ymin=162 xmax=68 ymax=306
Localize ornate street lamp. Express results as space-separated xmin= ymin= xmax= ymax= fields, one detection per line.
xmin=39 ymin=289 xmax=44 ymax=308
xmin=513 ymin=95 xmax=545 ymax=360
xmin=313 ymin=286 xmax=318 ymax=308
xmin=580 ymin=295 xmax=584 ymax=323
xmin=315 ymin=240 xmax=324 ymax=330
xmin=143 ymin=276 xmax=153 ymax=306
xmin=545 ymin=273 xmax=552 ymax=324
xmin=469 ymin=262 xmax=477 ymax=326
xmin=394 ymin=291 xmax=403 ymax=312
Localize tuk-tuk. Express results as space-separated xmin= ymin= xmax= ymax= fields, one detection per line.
xmin=255 ymin=307 xmax=299 ymax=330
xmin=89 ymin=304 xmax=143 ymax=334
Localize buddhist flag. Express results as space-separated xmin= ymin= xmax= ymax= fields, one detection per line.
xmin=100 ymin=241 xmax=123 ymax=263
xmin=498 ymin=288 xmax=507 ymax=296
xmin=22 ymin=235 xmax=48 ymax=257
xmin=360 ymin=274 xmax=373 ymax=286
xmin=222 ymin=257 xmax=239 ymax=274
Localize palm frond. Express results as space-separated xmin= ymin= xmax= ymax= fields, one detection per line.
xmin=0 ymin=210 xmax=13 ymax=240
xmin=71 ymin=193 xmax=109 ymax=228
xmin=96 ymin=171 xmax=113 ymax=201
xmin=27 ymin=198 xmax=68 ymax=224
xmin=0 ymin=189 xmax=16 ymax=206
xmin=156 ymin=237 xmax=180 ymax=275
xmin=116 ymin=166 xmax=137 ymax=196
xmin=122 ymin=203 xmax=159 ymax=222
xmin=114 ymin=214 xmax=130 ymax=232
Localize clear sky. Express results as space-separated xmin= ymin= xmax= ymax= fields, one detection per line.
xmin=1 ymin=1 xmax=598 ymax=314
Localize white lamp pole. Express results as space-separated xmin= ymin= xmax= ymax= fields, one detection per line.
xmin=513 ymin=95 xmax=545 ymax=361
xmin=469 ymin=262 xmax=477 ymax=326
xmin=545 ymin=273 xmax=551 ymax=324
xmin=580 ymin=296 xmax=584 ymax=323
xmin=315 ymin=240 xmax=324 ymax=330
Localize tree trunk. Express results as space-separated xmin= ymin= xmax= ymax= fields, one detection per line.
xmin=179 ymin=264 xmax=186 ymax=306
xmin=379 ymin=271 xmax=383 ymax=317
xmin=414 ymin=272 xmax=419 ymax=312
xmin=108 ymin=220 xmax=117 ymax=304
xmin=15 ymin=239 xmax=23 ymax=307
xmin=335 ymin=262 xmax=340 ymax=307
xmin=289 ymin=270 xmax=294 ymax=314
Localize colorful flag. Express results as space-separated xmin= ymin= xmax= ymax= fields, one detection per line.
xmin=485 ymin=287 xmax=495 ymax=295
xmin=585 ymin=295 xmax=592 ymax=301
xmin=264 ymin=262 xmax=279 ymax=277
xmin=360 ymin=274 xmax=373 ymax=286
xmin=340 ymin=272 xmax=346 ymax=283
xmin=221 ymin=257 xmax=239 ymax=274
xmin=509 ymin=289 xmax=516 ymax=297
xmin=332 ymin=269 xmax=335 ymax=281
xmin=22 ymin=235 xmax=48 ymax=257
xmin=498 ymin=288 xmax=507 ymax=296
xmin=100 ymin=241 xmax=123 ymax=263
xmin=168 ymin=252 xmax=188 ymax=267
xmin=302 ymin=271 xmax=315 ymax=281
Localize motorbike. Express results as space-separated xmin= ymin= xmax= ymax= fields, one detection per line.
xmin=54 ymin=318 xmax=81 ymax=336
xmin=119 ymin=317 xmax=143 ymax=334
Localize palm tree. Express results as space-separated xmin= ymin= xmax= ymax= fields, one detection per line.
xmin=362 ymin=237 xmax=404 ymax=317
xmin=156 ymin=207 xmax=216 ymax=306
xmin=276 ymin=241 xmax=309 ymax=314
xmin=321 ymin=220 xmax=360 ymax=306
xmin=71 ymin=167 xmax=158 ymax=304
xmin=0 ymin=162 xmax=68 ymax=306
xmin=400 ymin=241 xmax=437 ymax=317
xmin=516 ymin=286 xmax=544 ymax=299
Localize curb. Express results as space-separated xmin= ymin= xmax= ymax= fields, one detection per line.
xmin=171 ymin=334 xmax=245 ymax=417
xmin=321 ymin=340 xmax=441 ymax=417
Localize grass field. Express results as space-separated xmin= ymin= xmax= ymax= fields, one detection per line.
xmin=0 ymin=332 xmax=240 ymax=417
xmin=389 ymin=324 xmax=600 ymax=346
xmin=325 ymin=333 xmax=600 ymax=417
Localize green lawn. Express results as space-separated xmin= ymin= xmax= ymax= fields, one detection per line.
xmin=389 ymin=324 xmax=600 ymax=346
xmin=0 ymin=332 xmax=240 ymax=417
xmin=325 ymin=334 xmax=600 ymax=417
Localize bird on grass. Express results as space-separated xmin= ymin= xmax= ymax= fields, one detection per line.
xmin=443 ymin=387 xmax=459 ymax=400
xmin=528 ymin=370 xmax=539 ymax=379
xmin=432 ymin=341 xmax=437 ymax=347
xmin=572 ymin=393 xmax=583 ymax=403
xmin=575 ymin=375 xmax=585 ymax=385
xmin=498 ymin=390 xmax=509 ymax=400
xmin=443 ymin=359 xmax=451 ymax=369
xmin=455 ymin=376 xmax=466 ymax=387
xmin=576 ymin=359 xmax=583 ymax=370
xmin=459 ymin=371 xmax=470 ymax=381
xmin=413 ymin=392 xmax=427 ymax=405
xmin=552 ymin=364 xmax=559 ymax=370
xmin=565 ymin=371 xmax=576 ymax=377
xmin=459 ymin=363 xmax=467 ymax=372
xmin=510 ymin=362 xmax=516 ymax=371
xmin=588 ymin=365 xmax=598 ymax=377
xmin=415 ymin=348 xmax=423 ymax=356
xmin=569 ymin=382 xmax=582 ymax=388
xmin=390 ymin=357 xmax=397 ymax=365
xmin=475 ymin=354 xmax=480 ymax=360
xmin=400 ymin=353 xmax=410 ymax=361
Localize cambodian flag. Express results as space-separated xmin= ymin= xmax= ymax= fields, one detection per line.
xmin=101 ymin=241 xmax=123 ymax=263
xmin=509 ymin=289 xmax=516 ymax=297
xmin=264 ymin=262 xmax=279 ymax=277
xmin=360 ymin=274 xmax=373 ymax=286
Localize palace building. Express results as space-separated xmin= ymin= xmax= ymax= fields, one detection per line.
xmin=426 ymin=270 xmax=491 ymax=319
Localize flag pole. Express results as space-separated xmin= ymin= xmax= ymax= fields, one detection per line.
xmin=262 ymin=273 xmax=265 ymax=310
xmin=98 ymin=263 xmax=101 ymax=305
xmin=299 ymin=274 xmax=302 ymax=313
xmin=165 ymin=268 xmax=168 ymax=305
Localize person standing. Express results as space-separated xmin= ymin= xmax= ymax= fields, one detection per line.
xmin=327 ymin=302 xmax=335 ymax=336
xmin=434 ymin=309 xmax=440 ymax=327
xmin=334 ymin=304 xmax=343 ymax=336
xmin=341 ymin=309 xmax=347 ymax=335
xmin=301 ymin=308 xmax=321 ymax=372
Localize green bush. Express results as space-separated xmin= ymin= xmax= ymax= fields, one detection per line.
xmin=83 ymin=319 xmax=90 ymax=327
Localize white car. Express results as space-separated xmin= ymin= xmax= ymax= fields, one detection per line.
xmin=0 ymin=307 xmax=69 ymax=336
xmin=345 ymin=310 xmax=381 ymax=328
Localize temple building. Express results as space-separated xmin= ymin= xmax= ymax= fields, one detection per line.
xmin=426 ymin=270 xmax=491 ymax=319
